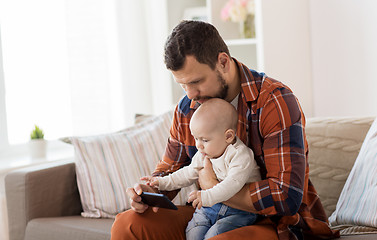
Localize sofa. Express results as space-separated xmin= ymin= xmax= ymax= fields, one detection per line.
xmin=5 ymin=116 xmax=377 ymax=240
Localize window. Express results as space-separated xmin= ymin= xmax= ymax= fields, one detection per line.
xmin=0 ymin=0 xmax=173 ymax=156
xmin=0 ymin=0 xmax=128 ymax=150
xmin=1 ymin=0 xmax=72 ymax=145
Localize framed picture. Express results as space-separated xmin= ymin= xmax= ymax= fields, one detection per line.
xmin=183 ymin=7 xmax=207 ymax=22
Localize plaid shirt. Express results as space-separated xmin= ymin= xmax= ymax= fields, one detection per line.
xmin=153 ymin=59 xmax=339 ymax=239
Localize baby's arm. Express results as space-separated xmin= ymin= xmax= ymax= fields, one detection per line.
xmin=151 ymin=153 xmax=202 ymax=191
xmin=158 ymin=166 xmax=198 ymax=190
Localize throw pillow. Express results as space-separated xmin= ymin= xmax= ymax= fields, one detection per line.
xmin=306 ymin=117 xmax=374 ymax=217
xmin=59 ymin=114 xmax=155 ymax=144
xmin=72 ymin=110 xmax=196 ymax=218
xmin=329 ymin=117 xmax=377 ymax=228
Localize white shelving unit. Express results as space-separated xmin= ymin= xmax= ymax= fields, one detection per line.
xmin=206 ymin=0 xmax=263 ymax=71
xmin=166 ymin=0 xmax=264 ymax=103
xmin=166 ymin=0 xmax=263 ymax=71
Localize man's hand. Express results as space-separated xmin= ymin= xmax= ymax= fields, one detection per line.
xmin=198 ymin=156 xmax=219 ymax=190
xmin=126 ymin=183 xmax=159 ymax=213
xmin=188 ymin=190 xmax=203 ymax=209
xmin=223 ymin=184 xmax=257 ymax=213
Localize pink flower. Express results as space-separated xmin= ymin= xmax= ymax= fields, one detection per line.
xmin=221 ymin=0 xmax=255 ymax=23
xmin=240 ymin=0 xmax=248 ymax=7
xmin=221 ymin=0 xmax=233 ymax=21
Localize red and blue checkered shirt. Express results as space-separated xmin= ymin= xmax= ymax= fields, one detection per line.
xmin=153 ymin=58 xmax=338 ymax=239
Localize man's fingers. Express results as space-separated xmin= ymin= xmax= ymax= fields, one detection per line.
xmin=126 ymin=186 xmax=141 ymax=202
xmin=126 ymin=183 xmax=160 ymax=213
xmin=203 ymin=157 xmax=212 ymax=168
xmin=134 ymin=183 xmax=143 ymax=195
xmin=126 ymin=186 xmax=148 ymax=213
xmin=131 ymin=201 xmax=148 ymax=213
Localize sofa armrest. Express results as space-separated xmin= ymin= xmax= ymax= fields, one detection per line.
xmin=5 ymin=159 xmax=82 ymax=240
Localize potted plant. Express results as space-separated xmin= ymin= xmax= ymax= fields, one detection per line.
xmin=29 ymin=125 xmax=47 ymax=158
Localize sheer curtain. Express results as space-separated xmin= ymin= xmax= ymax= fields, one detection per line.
xmin=65 ymin=0 xmax=172 ymax=137
xmin=1 ymin=1 xmax=171 ymax=239
xmin=0 ymin=0 xmax=172 ymax=147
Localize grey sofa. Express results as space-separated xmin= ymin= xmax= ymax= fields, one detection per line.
xmin=5 ymin=116 xmax=377 ymax=240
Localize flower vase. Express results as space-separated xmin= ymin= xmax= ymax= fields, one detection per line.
xmin=239 ymin=14 xmax=255 ymax=39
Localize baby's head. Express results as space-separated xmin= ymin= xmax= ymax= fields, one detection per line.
xmin=189 ymin=98 xmax=238 ymax=159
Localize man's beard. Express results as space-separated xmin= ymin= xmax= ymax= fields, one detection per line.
xmin=193 ymin=71 xmax=228 ymax=102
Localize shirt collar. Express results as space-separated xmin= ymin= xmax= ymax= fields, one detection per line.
xmin=233 ymin=58 xmax=259 ymax=102
xmin=190 ymin=99 xmax=200 ymax=109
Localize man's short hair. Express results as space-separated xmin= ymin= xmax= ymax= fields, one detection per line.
xmin=164 ymin=20 xmax=231 ymax=71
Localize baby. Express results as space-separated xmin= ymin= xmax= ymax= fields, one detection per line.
xmin=142 ymin=98 xmax=261 ymax=240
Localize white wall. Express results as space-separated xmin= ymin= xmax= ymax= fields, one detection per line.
xmin=310 ymin=0 xmax=377 ymax=117
xmin=0 ymin=33 xmax=8 ymax=149
xmin=260 ymin=0 xmax=377 ymax=118
xmin=261 ymin=0 xmax=313 ymax=117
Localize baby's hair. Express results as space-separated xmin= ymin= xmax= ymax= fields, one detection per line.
xmin=191 ymin=98 xmax=238 ymax=132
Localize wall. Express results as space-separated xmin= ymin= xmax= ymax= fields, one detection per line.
xmin=0 ymin=33 xmax=8 ymax=150
xmin=310 ymin=0 xmax=377 ymax=117
xmin=261 ymin=0 xmax=313 ymax=117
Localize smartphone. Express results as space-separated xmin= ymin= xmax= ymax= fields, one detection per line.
xmin=140 ymin=192 xmax=178 ymax=210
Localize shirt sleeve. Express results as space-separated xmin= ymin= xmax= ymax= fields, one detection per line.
xmin=158 ymin=153 xmax=200 ymax=191
xmin=152 ymin=105 xmax=192 ymax=177
xmin=249 ymin=85 xmax=307 ymax=216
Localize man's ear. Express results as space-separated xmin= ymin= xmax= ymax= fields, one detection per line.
xmin=225 ymin=129 xmax=235 ymax=144
xmin=218 ymin=52 xmax=230 ymax=72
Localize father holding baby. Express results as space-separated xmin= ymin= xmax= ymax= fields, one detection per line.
xmin=111 ymin=20 xmax=339 ymax=240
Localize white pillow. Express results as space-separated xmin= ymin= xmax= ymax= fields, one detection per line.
xmin=72 ymin=110 xmax=195 ymax=218
xmin=329 ymin=117 xmax=377 ymax=227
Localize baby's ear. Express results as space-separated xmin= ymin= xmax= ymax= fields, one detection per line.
xmin=225 ymin=129 xmax=235 ymax=143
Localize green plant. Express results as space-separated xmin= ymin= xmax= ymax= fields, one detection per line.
xmin=30 ymin=125 xmax=44 ymax=139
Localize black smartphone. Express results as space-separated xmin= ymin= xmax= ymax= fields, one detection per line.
xmin=140 ymin=192 xmax=178 ymax=210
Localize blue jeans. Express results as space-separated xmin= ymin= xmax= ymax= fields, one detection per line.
xmin=186 ymin=203 xmax=258 ymax=240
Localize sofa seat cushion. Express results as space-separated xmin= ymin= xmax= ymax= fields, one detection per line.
xmin=340 ymin=234 xmax=377 ymax=240
xmin=24 ymin=216 xmax=114 ymax=240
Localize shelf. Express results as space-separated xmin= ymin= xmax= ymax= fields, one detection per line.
xmin=225 ymin=38 xmax=258 ymax=46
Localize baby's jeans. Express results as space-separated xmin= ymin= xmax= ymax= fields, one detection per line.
xmin=186 ymin=203 xmax=258 ymax=240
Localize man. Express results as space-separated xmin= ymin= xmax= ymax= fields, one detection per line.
xmin=111 ymin=20 xmax=339 ymax=240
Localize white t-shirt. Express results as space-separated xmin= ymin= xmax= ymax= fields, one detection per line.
xmin=158 ymin=137 xmax=261 ymax=207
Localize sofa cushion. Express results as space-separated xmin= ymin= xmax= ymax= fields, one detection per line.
xmin=328 ymin=117 xmax=377 ymax=228
xmin=306 ymin=117 xmax=374 ymax=217
xmin=339 ymin=234 xmax=377 ymax=240
xmin=71 ymin=110 xmax=195 ymax=218
xmin=24 ymin=216 xmax=113 ymax=240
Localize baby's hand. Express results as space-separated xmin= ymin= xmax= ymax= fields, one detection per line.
xmin=188 ymin=190 xmax=203 ymax=209
xmin=140 ymin=176 xmax=159 ymax=187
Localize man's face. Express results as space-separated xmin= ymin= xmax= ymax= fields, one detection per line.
xmin=172 ymin=56 xmax=228 ymax=104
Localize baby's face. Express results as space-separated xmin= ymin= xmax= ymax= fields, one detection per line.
xmin=190 ymin=119 xmax=229 ymax=159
